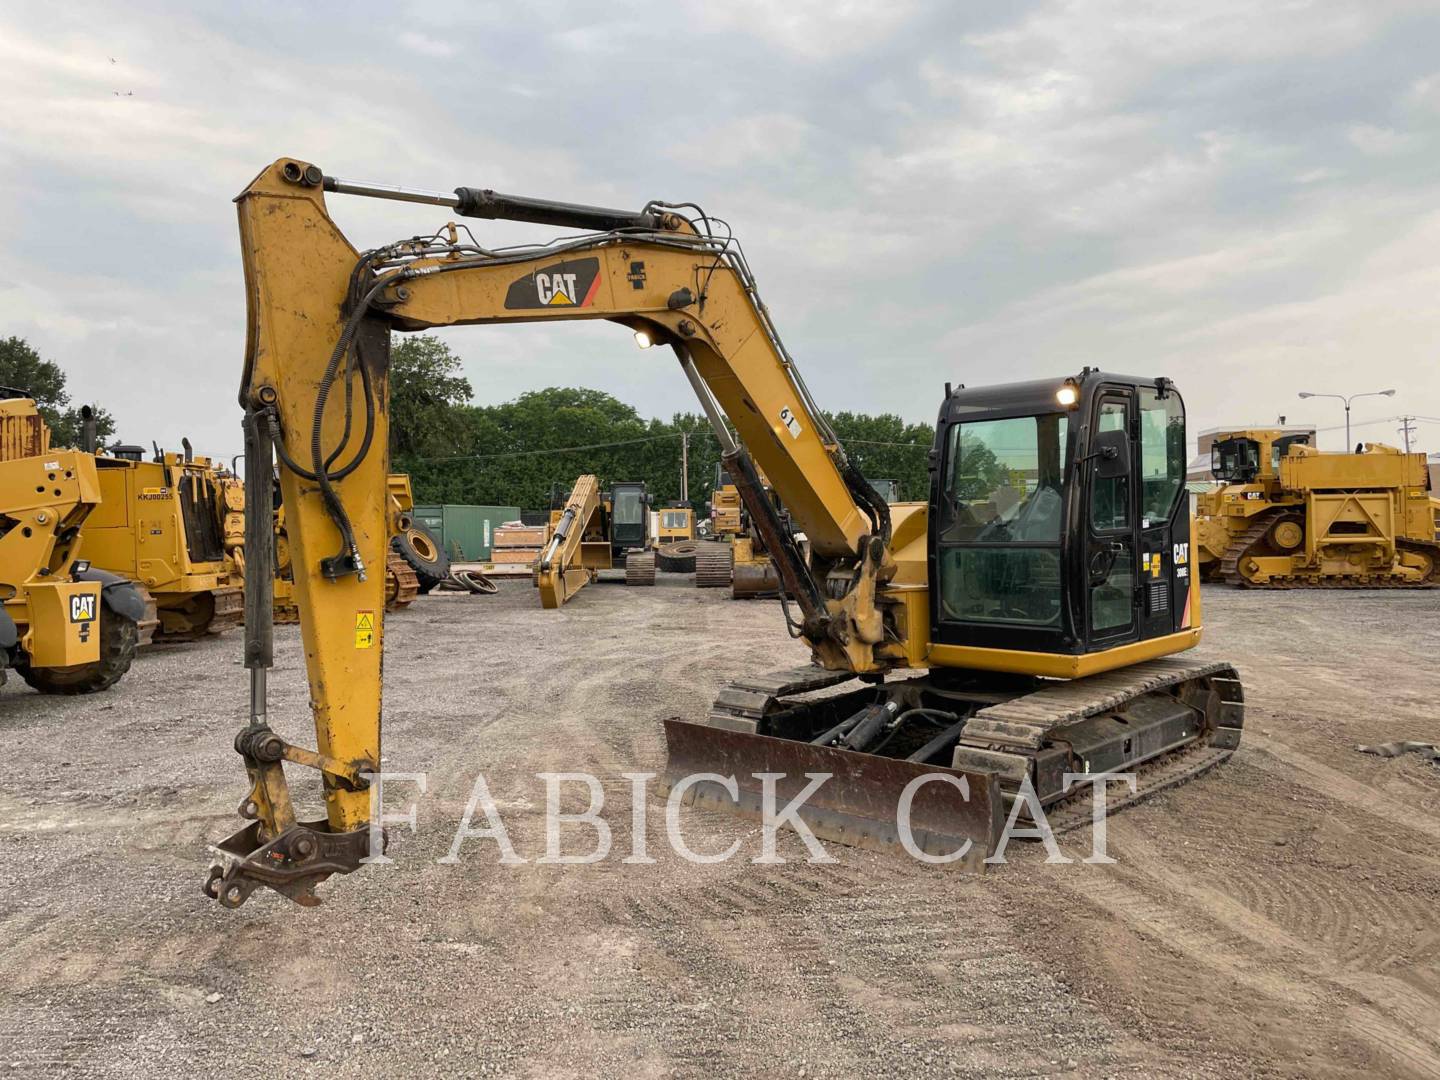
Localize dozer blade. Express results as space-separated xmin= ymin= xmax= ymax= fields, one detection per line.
xmin=659 ymin=719 xmax=1003 ymax=871
xmin=731 ymin=559 xmax=780 ymax=599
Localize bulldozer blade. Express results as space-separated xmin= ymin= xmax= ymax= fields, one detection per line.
xmin=659 ymin=719 xmax=1003 ymax=871
xmin=731 ymin=560 xmax=780 ymax=599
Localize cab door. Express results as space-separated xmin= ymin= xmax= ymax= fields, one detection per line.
xmin=1084 ymin=390 xmax=1139 ymax=646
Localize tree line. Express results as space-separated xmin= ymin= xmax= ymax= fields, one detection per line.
xmin=389 ymin=336 xmax=937 ymax=512
xmin=0 ymin=332 xmax=937 ymax=513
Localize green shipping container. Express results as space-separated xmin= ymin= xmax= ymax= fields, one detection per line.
xmin=413 ymin=504 xmax=521 ymax=561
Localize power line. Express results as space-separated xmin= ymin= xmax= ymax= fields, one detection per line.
xmin=413 ymin=432 xmax=693 ymax=463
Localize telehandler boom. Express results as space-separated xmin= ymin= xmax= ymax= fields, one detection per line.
xmin=207 ymin=159 xmax=1243 ymax=908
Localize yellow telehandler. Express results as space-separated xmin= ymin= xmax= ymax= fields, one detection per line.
xmin=205 ymin=160 xmax=1243 ymax=908
xmin=0 ymin=395 xmax=147 ymax=692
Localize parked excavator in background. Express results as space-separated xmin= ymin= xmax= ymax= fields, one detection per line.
xmin=534 ymin=476 xmax=655 ymax=605
xmin=207 ymin=159 xmax=1243 ymax=909
xmin=80 ymin=440 xmax=242 ymax=641
xmin=1196 ymin=429 xmax=1440 ymax=587
xmin=0 ymin=394 xmax=147 ymax=692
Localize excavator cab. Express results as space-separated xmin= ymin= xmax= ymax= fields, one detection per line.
xmin=608 ymin=481 xmax=650 ymax=559
xmin=931 ymin=372 xmax=1194 ymax=666
xmin=1211 ymin=436 xmax=1261 ymax=483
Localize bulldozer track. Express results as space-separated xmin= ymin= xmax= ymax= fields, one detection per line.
xmin=694 ymin=542 xmax=732 ymax=588
xmin=624 ymin=550 xmax=656 ymax=586
xmin=153 ymin=585 xmax=244 ymax=643
xmin=1217 ymin=510 xmax=1282 ymax=585
xmin=1216 ymin=509 xmax=1438 ymax=588
xmin=386 ymin=550 xmax=420 ymax=609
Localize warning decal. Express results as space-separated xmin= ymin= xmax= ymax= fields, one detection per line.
xmin=355 ymin=611 xmax=376 ymax=649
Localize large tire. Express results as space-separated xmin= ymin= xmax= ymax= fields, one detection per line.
xmin=657 ymin=540 xmax=699 ymax=573
xmin=19 ymin=605 xmax=139 ymax=695
xmin=391 ymin=525 xmax=450 ymax=593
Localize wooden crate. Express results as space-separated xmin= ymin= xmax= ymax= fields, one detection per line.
xmin=491 ymin=547 xmax=541 ymax=564
xmin=493 ymin=525 xmax=547 ymax=547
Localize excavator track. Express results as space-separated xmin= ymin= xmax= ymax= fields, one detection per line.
xmin=694 ymin=542 xmax=732 ymax=588
xmin=625 ymin=550 xmax=657 ymax=586
xmin=663 ymin=658 xmax=1242 ymax=860
xmin=953 ymin=657 xmax=1244 ymax=818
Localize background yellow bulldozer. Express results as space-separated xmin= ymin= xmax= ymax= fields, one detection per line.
xmin=0 ymin=394 xmax=147 ymax=692
xmin=1196 ymin=429 xmax=1440 ymax=587
xmin=80 ymin=440 xmax=243 ymax=641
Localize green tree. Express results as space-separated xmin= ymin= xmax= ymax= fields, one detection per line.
xmin=389 ymin=335 xmax=474 ymax=458
xmin=825 ymin=411 xmax=935 ymax=502
xmin=0 ymin=336 xmax=116 ymax=448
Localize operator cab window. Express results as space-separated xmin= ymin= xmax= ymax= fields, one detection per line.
xmin=938 ymin=413 xmax=1068 ymax=626
xmin=613 ymin=490 xmax=643 ymax=524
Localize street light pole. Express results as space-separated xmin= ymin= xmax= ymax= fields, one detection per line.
xmin=1297 ymin=388 xmax=1397 ymax=451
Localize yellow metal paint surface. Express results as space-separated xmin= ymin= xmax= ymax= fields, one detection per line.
xmin=22 ymin=581 xmax=102 ymax=668
xmin=928 ymin=628 xmax=1203 ymax=679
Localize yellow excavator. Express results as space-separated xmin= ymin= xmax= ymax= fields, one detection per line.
xmin=205 ymin=159 xmax=1244 ymax=908
xmin=534 ymin=476 xmax=655 ymax=605
xmin=273 ymin=475 xmax=424 ymax=621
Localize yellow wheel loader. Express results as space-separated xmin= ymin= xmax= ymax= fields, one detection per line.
xmin=0 ymin=395 xmax=147 ymax=692
xmin=80 ymin=441 xmax=243 ymax=641
xmin=205 ymin=160 xmax=1243 ymax=908
xmin=1196 ymin=430 xmax=1440 ymax=587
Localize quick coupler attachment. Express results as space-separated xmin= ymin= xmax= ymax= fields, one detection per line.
xmin=203 ymin=819 xmax=375 ymax=909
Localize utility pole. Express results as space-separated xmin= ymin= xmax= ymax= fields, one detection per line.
xmin=680 ymin=430 xmax=689 ymax=505
xmin=1398 ymin=416 xmax=1417 ymax=454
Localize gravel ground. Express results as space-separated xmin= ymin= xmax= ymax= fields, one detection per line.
xmin=0 ymin=579 xmax=1437 ymax=1078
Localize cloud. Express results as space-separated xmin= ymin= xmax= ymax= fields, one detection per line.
xmin=398 ymin=31 xmax=458 ymax=58
xmin=0 ymin=0 xmax=1438 ymax=463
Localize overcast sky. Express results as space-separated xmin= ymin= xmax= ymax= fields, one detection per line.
xmin=3 ymin=1 xmax=1439 ymax=460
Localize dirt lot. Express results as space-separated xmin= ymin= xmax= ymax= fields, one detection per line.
xmin=1 ymin=579 xmax=1437 ymax=1078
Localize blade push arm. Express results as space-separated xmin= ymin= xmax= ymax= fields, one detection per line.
xmin=212 ymin=158 xmax=896 ymax=907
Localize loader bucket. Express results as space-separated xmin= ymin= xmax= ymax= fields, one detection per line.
xmin=659 ymin=719 xmax=1003 ymax=871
